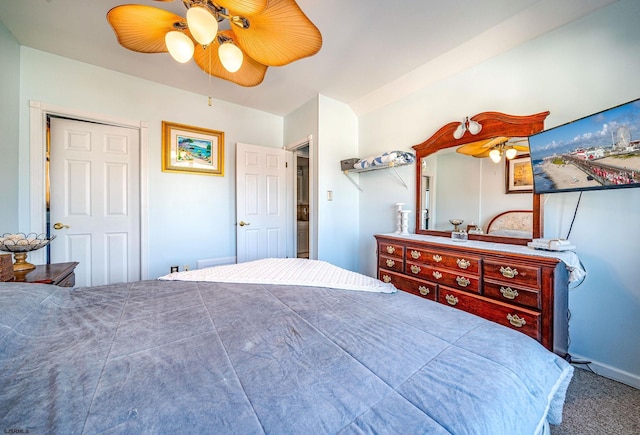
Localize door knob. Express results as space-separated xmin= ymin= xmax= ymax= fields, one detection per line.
xmin=53 ymin=222 xmax=70 ymax=230
xmin=238 ymin=221 xmax=251 ymax=227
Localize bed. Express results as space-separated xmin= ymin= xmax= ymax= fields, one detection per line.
xmin=1 ymin=258 xmax=573 ymax=434
xmin=486 ymin=210 xmax=534 ymax=238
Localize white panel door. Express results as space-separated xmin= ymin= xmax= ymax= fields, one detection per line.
xmin=236 ymin=143 xmax=289 ymax=263
xmin=49 ymin=117 xmax=140 ymax=286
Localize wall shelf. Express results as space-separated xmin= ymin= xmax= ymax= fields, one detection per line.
xmin=343 ymin=161 xmax=413 ymax=191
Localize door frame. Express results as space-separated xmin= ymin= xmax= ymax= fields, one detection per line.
xmin=285 ymin=135 xmax=317 ymax=260
xmin=28 ymin=101 xmax=149 ymax=279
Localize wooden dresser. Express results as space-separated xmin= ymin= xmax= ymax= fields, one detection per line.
xmin=376 ymin=234 xmax=569 ymax=355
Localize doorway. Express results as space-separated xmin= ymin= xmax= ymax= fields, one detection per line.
xmin=286 ymin=136 xmax=316 ymax=260
xmin=295 ymin=149 xmax=309 ymax=258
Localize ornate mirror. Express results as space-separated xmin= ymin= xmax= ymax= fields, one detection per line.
xmin=413 ymin=111 xmax=549 ymax=245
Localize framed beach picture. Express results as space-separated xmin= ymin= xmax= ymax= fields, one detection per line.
xmin=162 ymin=121 xmax=224 ymax=176
xmin=506 ymin=154 xmax=533 ymax=194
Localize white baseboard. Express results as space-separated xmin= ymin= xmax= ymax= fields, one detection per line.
xmin=569 ymin=352 xmax=640 ymax=389
xmin=196 ymin=257 xmax=236 ymax=269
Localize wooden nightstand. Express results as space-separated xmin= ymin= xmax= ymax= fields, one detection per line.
xmin=13 ymin=262 xmax=79 ymax=287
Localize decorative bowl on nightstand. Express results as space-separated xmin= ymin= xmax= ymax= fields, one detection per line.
xmin=0 ymin=233 xmax=56 ymax=272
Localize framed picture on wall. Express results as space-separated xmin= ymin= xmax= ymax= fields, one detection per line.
xmin=506 ymin=154 xmax=533 ymax=194
xmin=162 ymin=121 xmax=224 ymax=176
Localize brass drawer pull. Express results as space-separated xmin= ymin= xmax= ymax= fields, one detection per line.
xmin=410 ymin=265 xmax=421 ymax=274
xmin=410 ymin=250 xmax=421 ymax=259
xmin=432 ymin=254 xmax=442 ymax=262
xmin=445 ymin=294 xmax=458 ymax=306
xmin=386 ymin=246 xmax=396 ymax=254
xmin=386 ymin=259 xmax=396 ymax=268
xmin=456 ymin=259 xmax=470 ymax=269
xmin=500 ymin=266 xmax=519 ymax=279
xmin=456 ymin=276 xmax=470 ymax=287
xmin=418 ymin=285 xmax=430 ymax=296
xmin=507 ymin=313 xmax=526 ymax=328
xmin=432 ymin=271 xmax=442 ymax=279
xmin=382 ymin=274 xmax=391 ymax=283
xmin=500 ymin=286 xmax=519 ymax=300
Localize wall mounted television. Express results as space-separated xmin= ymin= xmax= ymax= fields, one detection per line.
xmin=528 ymin=98 xmax=640 ymax=194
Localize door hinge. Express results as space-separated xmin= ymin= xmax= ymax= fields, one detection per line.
xmin=286 ymin=162 xmax=288 ymax=168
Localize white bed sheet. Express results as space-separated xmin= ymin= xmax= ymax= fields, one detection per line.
xmin=159 ymin=258 xmax=397 ymax=293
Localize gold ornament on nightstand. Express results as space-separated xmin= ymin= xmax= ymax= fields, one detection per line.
xmin=0 ymin=233 xmax=56 ymax=271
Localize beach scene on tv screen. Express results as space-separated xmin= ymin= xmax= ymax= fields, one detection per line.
xmin=529 ymin=99 xmax=640 ymax=193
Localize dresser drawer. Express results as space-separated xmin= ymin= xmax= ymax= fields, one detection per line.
xmin=406 ymin=261 xmax=480 ymax=293
xmin=483 ymin=260 xmax=541 ymax=288
xmin=438 ymin=286 xmax=541 ymax=341
xmin=484 ymin=280 xmax=541 ymax=309
xmin=378 ymin=242 xmax=404 ymax=259
xmin=406 ymin=246 xmax=480 ymax=274
xmin=378 ymin=254 xmax=404 ymax=272
xmin=379 ymin=269 xmax=437 ymax=301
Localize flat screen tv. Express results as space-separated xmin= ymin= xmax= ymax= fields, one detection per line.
xmin=528 ymin=98 xmax=640 ymax=194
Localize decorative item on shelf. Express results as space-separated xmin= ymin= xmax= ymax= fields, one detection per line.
xmin=449 ymin=218 xmax=464 ymax=232
xmin=0 ymin=233 xmax=56 ymax=272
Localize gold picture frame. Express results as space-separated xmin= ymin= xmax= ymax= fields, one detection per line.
xmin=506 ymin=154 xmax=533 ymax=194
xmin=162 ymin=121 xmax=224 ymax=176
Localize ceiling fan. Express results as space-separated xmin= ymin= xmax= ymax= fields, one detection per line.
xmin=107 ymin=0 xmax=322 ymax=88
xmin=456 ymin=137 xmax=530 ymax=162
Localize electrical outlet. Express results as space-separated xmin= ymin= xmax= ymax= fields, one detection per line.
xmin=184 ymin=264 xmax=190 ymax=271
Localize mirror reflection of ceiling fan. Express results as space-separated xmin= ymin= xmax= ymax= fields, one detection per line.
xmin=456 ymin=137 xmax=529 ymax=163
xmin=107 ymin=0 xmax=322 ymax=88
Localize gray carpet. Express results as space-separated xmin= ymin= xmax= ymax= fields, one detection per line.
xmin=551 ymin=366 xmax=640 ymax=434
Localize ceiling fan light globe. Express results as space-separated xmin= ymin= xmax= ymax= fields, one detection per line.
xmin=187 ymin=6 xmax=218 ymax=46
xmin=468 ymin=120 xmax=482 ymax=135
xmin=505 ymin=148 xmax=517 ymax=160
xmin=219 ymin=43 xmax=243 ymax=73
xmin=165 ymin=31 xmax=195 ymax=63
xmin=489 ymin=149 xmax=501 ymax=163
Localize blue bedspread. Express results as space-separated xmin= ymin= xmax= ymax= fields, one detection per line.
xmin=0 ymin=280 xmax=573 ymax=434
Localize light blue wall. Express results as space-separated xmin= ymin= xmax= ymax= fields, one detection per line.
xmin=284 ymin=95 xmax=360 ymax=270
xmin=0 ymin=21 xmax=20 ymax=230
xmin=17 ymin=48 xmax=283 ymax=279
xmin=358 ymin=0 xmax=640 ymax=387
xmin=317 ymin=95 xmax=359 ymax=270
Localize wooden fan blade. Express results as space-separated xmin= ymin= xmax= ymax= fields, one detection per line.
xmin=230 ymin=0 xmax=322 ymax=66
xmin=471 ymin=150 xmax=492 ymax=158
xmin=193 ymin=31 xmax=268 ymax=87
xmin=456 ymin=137 xmax=511 ymax=156
xmin=107 ymin=5 xmax=184 ymax=53
xmin=216 ymin=0 xmax=268 ymax=16
xmin=512 ymin=144 xmax=530 ymax=151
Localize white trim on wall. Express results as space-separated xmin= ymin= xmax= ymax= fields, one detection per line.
xmin=28 ymin=101 xmax=150 ymax=279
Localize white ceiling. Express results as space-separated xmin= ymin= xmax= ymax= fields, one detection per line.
xmin=0 ymin=0 xmax=617 ymax=116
